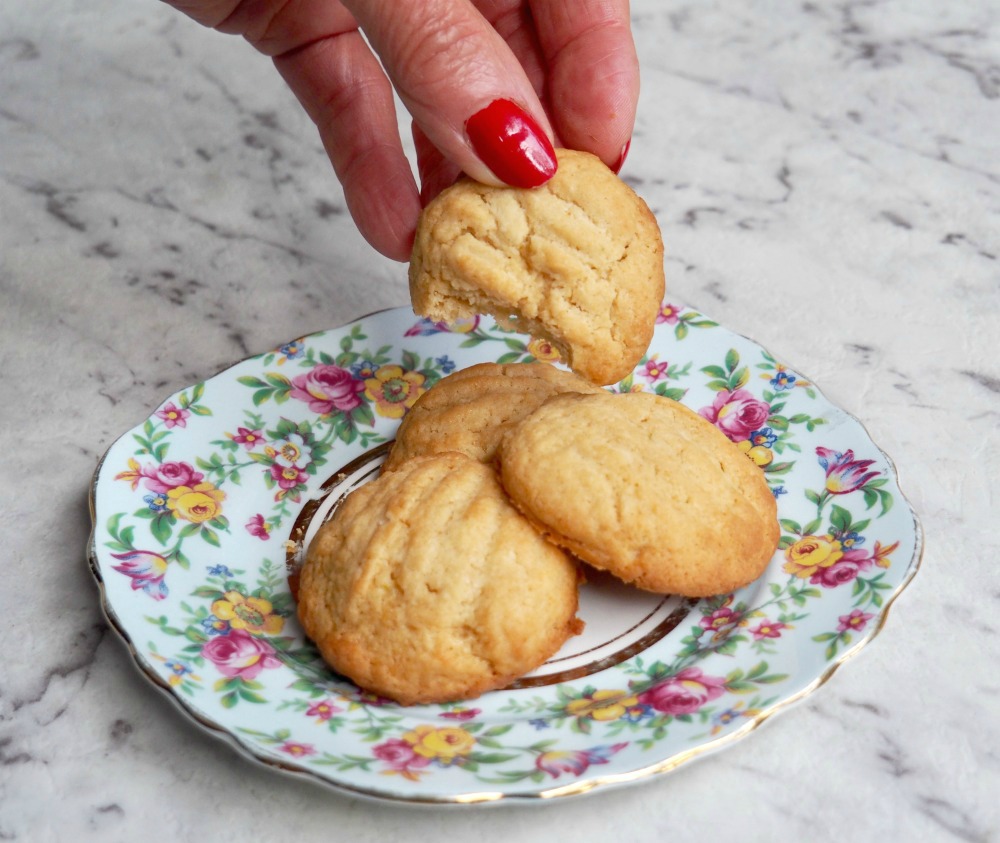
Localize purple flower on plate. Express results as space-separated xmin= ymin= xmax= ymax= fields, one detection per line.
xmin=111 ymin=550 xmax=168 ymax=601
xmin=816 ymin=447 xmax=880 ymax=495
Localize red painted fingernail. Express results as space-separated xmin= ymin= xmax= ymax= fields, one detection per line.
xmin=612 ymin=139 xmax=631 ymax=174
xmin=465 ymin=99 xmax=557 ymax=188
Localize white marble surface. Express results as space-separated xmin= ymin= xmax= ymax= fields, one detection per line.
xmin=2 ymin=0 xmax=998 ymax=840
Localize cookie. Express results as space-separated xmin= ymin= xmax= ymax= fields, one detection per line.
xmin=297 ymin=452 xmax=582 ymax=705
xmin=382 ymin=362 xmax=604 ymax=472
xmin=499 ymin=391 xmax=779 ymax=597
xmin=409 ymin=148 xmax=665 ymax=386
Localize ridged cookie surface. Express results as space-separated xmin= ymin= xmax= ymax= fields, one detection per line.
xmin=409 ymin=149 xmax=665 ymax=386
xmin=383 ymin=362 xmax=604 ymax=472
xmin=297 ymin=452 xmax=582 ymax=705
xmin=499 ymin=392 xmax=779 ymax=597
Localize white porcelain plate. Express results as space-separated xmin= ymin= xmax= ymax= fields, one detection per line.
xmin=88 ymin=303 xmax=921 ymax=803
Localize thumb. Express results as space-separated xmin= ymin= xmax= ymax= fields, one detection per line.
xmin=342 ymin=0 xmax=558 ymax=188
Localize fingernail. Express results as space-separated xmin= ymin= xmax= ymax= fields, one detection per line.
xmin=612 ymin=139 xmax=631 ymax=175
xmin=465 ymin=99 xmax=557 ymax=188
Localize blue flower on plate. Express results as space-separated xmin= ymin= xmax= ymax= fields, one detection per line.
xmin=435 ymin=355 xmax=456 ymax=374
xmin=200 ymin=615 xmax=229 ymax=636
xmin=144 ymin=493 xmax=169 ymax=512
xmin=770 ymin=370 xmax=797 ymax=391
xmin=279 ymin=340 xmax=305 ymax=360
xmin=748 ymin=427 xmax=778 ymax=448
xmin=350 ymin=358 xmax=379 ymax=380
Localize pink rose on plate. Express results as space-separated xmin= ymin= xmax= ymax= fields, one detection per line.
xmin=638 ymin=667 xmax=727 ymax=716
xmin=142 ymin=461 xmax=205 ymax=494
xmin=699 ymin=388 xmax=771 ymax=442
xmin=372 ymin=738 xmax=431 ymax=775
xmin=200 ymin=629 xmax=281 ymax=680
xmin=439 ymin=708 xmax=481 ymax=721
xmin=245 ymin=513 xmax=271 ymax=540
xmin=290 ymin=364 xmax=365 ymax=415
xmin=810 ymin=549 xmax=872 ymax=588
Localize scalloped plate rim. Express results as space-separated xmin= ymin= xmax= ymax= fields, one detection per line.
xmin=86 ymin=303 xmax=923 ymax=805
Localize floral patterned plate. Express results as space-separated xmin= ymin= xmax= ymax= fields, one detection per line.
xmin=88 ymin=303 xmax=921 ymax=804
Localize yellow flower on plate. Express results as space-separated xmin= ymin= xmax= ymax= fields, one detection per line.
xmin=211 ymin=590 xmax=284 ymax=636
xmin=527 ymin=337 xmax=561 ymax=363
xmin=737 ymin=438 xmax=774 ymax=467
xmin=364 ymin=365 xmax=426 ymax=419
xmin=783 ymin=535 xmax=843 ymax=579
xmin=565 ymin=689 xmax=639 ymax=722
xmin=166 ymin=482 xmax=225 ymax=523
xmin=402 ymin=725 xmax=475 ymax=763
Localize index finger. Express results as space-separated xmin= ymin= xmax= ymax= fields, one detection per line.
xmin=343 ymin=0 xmax=557 ymax=188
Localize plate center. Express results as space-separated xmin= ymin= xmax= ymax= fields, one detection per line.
xmin=286 ymin=444 xmax=691 ymax=689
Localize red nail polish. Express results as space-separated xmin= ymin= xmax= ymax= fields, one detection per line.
xmin=465 ymin=99 xmax=557 ymax=188
xmin=612 ymin=139 xmax=631 ymax=174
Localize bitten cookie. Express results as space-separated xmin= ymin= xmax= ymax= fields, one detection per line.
xmin=297 ymin=452 xmax=582 ymax=705
xmin=409 ymin=148 xmax=665 ymax=386
xmin=383 ymin=362 xmax=604 ymax=472
xmin=499 ymin=392 xmax=780 ymax=597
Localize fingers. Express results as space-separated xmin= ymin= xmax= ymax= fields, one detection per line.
xmin=529 ymin=0 xmax=639 ymax=171
xmin=164 ymin=0 xmax=636 ymax=262
xmin=161 ymin=0 xmax=240 ymax=28
xmin=165 ymin=1 xmax=420 ymax=260
xmin=273 ymin=28 xmax=421 ymax=261
xmin=342 ymin=0 xmax=557 ymax=189
xmin=471 ymin=0 xmax=547 ymax=101
xmin=412 ymin=123 xmax=463 ymax=207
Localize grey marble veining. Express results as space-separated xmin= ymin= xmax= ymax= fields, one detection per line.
xmin=2 ymin=0 xmax=999 ymax=841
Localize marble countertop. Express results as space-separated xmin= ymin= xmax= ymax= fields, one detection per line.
xmin=2 ymin=0 xmax=998 ymax=840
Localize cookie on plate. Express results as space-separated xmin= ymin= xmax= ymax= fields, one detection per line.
xmin=382 ymin=362 xmax=604 ymax=472
xmin=297 ymin=452 xmax=582 ymax=705
xmin=499 ymin=391 xmax=779 ymax=597
xmin=408 ymin=148 xmax=665 ymax=386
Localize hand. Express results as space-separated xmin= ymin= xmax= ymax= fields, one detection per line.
xmin=164 ymin=0 xmax=639 ymax=261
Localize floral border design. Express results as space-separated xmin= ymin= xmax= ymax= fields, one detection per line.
xmin=90 ymin=304 xmax=920 ymax=802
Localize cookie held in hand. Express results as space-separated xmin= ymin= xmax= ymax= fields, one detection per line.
xmin=499 ymin=391 xmax=780 ymax=597
xmin=297 ymin=452 xmax=583 ymax=705
xmin=409 ymin=149 xmax=665 ymax=386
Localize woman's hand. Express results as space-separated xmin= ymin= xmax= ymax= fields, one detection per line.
xmin=164 ymin=0 xmax=639 ymax=261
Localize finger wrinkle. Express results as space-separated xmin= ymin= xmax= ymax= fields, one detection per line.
xmin=214 ymin=0 xmax=293 ymax=42
xmin=480 ymin=2 xmax=533 ymax=41
xmin=542 ymin=16 xmax=631 ymax=69
xmin=392 ymin=17 xmax=495 ymax=93
xmin=319 ymin=75 xmax=395 ymax=145
xmin=271 ymin=28 xmax=356 ymax=64
xmin=167 ymin=0 xmax=242 ymax=29
xmin=231 ymin=0 xmax=359 ymax=57
xmin=277 ymin=34 xmax=391 ymax=128
xmin=339 ymin=139 xmax=411 ymax=191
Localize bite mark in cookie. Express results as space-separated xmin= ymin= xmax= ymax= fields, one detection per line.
xmin=409 ymin=149 xmax=665 ymax=386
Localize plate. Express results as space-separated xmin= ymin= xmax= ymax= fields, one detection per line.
xmin=88 ymin=303 xmax=921 ymax=803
